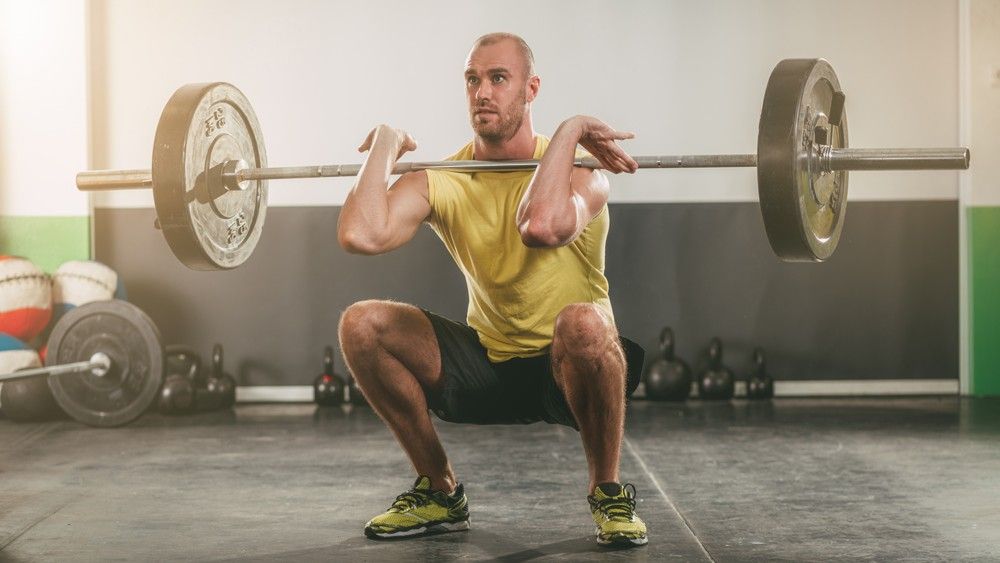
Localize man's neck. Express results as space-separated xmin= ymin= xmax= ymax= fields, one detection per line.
xmin=473 ymin=118 xmax=537 ymax=161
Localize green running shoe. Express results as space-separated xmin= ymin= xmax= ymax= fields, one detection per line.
xmin=588 ymin=482 xmax=648 ymax=547
xmin=364 ymin=476 xmax=470 ymax=539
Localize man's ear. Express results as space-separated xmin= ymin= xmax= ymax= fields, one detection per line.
xmin=526 ymin=75 xmax=540 ymax=103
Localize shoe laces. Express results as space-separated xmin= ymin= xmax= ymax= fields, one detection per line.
xmin=594 ymin=483 xmax=638 ymax=523
xmin=390 ymin=488 xmax=432 ymax=512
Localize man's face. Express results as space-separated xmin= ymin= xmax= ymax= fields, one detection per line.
xmin=464 ymin=40 xmax=536 ymax=143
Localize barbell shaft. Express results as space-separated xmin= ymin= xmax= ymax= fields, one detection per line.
xmin=0 ymin=359 xmax=101 ymax=382
xmin=235 ymin=154 xmax=760 ymax=182
xmin=75 ymin=154 xmax=757 ymax=191
xmin=74 ymin=146 xmax=970 ymax=193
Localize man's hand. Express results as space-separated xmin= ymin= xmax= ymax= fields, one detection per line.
xmin=358 ymin=124 xmax=418 ymax=160
xmin=339 ymin=124 xmax=430 ymax=255
xmin=562 ymin=115 xmax=638 ymax=174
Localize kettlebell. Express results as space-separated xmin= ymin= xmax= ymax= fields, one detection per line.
xmin=165 ymin=345 xmax=204 ymax=388
xmin=1 ymin=369 xmax=66 ymax=422
xmin=157 ymin=372 xmax=195 ymax=415
xmin=206 ymin=344 xmax=237 ymax=409
xmin=313 ymin=345 xmax=346 ymax=406
xmin=643 ymin=327 xmax=692 ymax=401
xmin=697 ymin=337 xmax=734 ymax=400
xmin=745 ymin=347 xmax=774 ymax=400
xmin=160 ymin=346 xmax=200 ymax=414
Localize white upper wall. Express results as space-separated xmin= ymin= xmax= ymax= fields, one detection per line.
xmin=970 ymin=0 xmax=1000 ymax=206
xmin=0 ymin=0 xmax=89 ymax=216
xmin=89 ymin=0 xmax=960 ymax=208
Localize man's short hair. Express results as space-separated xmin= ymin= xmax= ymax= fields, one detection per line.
xmin=471 ymin=32 xmax=535 ymax=77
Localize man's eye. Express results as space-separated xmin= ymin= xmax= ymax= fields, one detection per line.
xmin=467 ymin=76 xmax=479 ymax=86
xmin=492 ymin=75 xmax=505 ymax=84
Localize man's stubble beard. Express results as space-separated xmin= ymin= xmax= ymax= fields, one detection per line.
xmin=471 ymin=89 xmax=527 ymax=144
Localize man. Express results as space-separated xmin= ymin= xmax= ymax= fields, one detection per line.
xmin=337 ymin=32 xmax=648 ymax=548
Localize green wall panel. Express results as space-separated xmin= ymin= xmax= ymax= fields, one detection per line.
xmin=0 ymin=216 xmax=90 ymax=273
xmin=970 ymin=206 xmax=1000 ymax=396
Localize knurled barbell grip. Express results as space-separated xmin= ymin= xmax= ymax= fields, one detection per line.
xmin=231 ymin=154 xmax=761 ymax=183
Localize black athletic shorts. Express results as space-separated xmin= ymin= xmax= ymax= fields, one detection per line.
xmin=420 ymin=309 xmax=645 ymax=429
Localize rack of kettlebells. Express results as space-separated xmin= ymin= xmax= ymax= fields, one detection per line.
xmin=643 ymin=328 xmax=774 ymax=401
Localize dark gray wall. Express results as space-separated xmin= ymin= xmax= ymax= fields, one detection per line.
xmin=94 ymin=201 xmax=958 ymax=385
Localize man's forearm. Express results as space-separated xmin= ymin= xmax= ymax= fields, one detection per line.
xmin=340 ymin=128 xmax=403 ymax=242
xmin=517 ymin=118 xmax=588 ymax=242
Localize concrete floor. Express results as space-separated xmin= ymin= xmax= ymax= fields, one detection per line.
xmin=1 ymin=397 xmax=998 ymax=562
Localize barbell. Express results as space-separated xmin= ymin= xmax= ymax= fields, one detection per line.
xmin=0 ymin=300 xmax=164 ymax=427
xmin=75 ymin=58 xmax=970 ymax=270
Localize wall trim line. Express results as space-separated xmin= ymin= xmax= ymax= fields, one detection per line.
xmin=234 ymin=379 xmax=960 ymax=403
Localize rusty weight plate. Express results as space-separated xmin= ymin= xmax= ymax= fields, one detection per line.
xmin=152 ymin=83 xmax=268 ymax=270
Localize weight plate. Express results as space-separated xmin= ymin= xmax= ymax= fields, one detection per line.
xmin=757 ymin=59 xmax=848 ymax=262
xmin=46 ymin=300 xmax=163 ymax=427
xmin=152 ymin=83 xmax=268 ymax=270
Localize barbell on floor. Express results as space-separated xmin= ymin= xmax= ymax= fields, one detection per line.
xmin=75 ymin=58 xmax=970 ymax=270
xmin=0 ymin=300 xmax=164 ymax=427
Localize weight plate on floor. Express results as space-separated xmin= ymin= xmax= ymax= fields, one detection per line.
xmin=757 ymin=58 xmax=848 ymax=262
xmin=47 ymin=300 xmax=164 ymax=427
xmin=152 ymin=82 xmax=268 ymax=270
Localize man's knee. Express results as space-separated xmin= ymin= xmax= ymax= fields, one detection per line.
xmin=553 ymin=303 xmax=619 ymax=366
xmin=339 ymin=299 xmax=398 ymax=350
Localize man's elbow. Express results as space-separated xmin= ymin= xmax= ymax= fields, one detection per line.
xmin=518 ymin=219 xmax=572 ymax=248
xmin=338 ymin=229 xmax=386 ymax=255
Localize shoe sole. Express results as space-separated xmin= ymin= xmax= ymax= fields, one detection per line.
xmin=596 ymin=528 xmax=648 ymax=547
xmin=365 ymin=518 xmax=471 ymax=540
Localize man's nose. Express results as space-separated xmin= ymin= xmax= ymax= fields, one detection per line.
xmin=475 ymin=83 xmax=492 ymax=102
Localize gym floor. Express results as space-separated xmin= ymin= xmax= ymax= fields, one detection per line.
xmin=1 ymin=397 xmax=998 ymax=562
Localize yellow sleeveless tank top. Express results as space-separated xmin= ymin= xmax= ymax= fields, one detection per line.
xmin=425 ymin=135 xmax=613 ymax=362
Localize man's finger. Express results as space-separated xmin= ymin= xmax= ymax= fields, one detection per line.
xmin=358 ymin=128 xmax=376 ymax=152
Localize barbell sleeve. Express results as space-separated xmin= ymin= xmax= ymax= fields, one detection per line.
xmin=822 ymin=147 xmax=971 ymax=172
xmin=76 ymin=169 xmax=154 ymax=191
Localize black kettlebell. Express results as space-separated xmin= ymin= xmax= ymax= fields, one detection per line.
xmin=0 ymin=370 xmax=66 ymax=422
xmin=313 ymin=345 xmax=346 ymax=406
xmin=196 ymin=344 xmax=228 ymax=411
xmin=160 ymin=346 xmax=200 ymax=415
xmin=698 ymin=337 xmax=734 ymax=400
xmin=207 ymin=344 xmax=237 ymax=409
xmin=347 ymin=372 xmax=367 ymax=406
xmin=643 ymin=327 xmax=692 ymax=401
xmin=166 ymin=345 xmax=204 ymax=388
xmin=745 ymin=347 xmax=774 ymax=400
xmin=157 ymin=372 xmax=195 ymax=415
